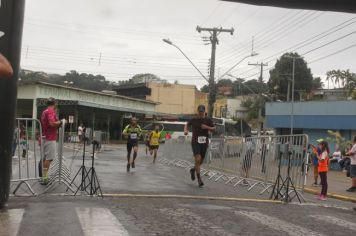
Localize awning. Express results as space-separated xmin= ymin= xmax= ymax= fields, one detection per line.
xmin=221 ymin=0 xmax=356 ymax=13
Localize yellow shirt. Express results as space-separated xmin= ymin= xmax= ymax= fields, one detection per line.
xmin=149 ymin=131 xmax=161 ymax=146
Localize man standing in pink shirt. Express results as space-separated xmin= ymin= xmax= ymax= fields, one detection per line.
xmin=40 ymin=98 xmax=62 ymax=184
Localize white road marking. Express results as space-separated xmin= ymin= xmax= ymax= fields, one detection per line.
xmin=310 ymin=215 xmax=356 ymax=231
xmin=160 ymin=208 xmax=233 ymax=236
xmin=0 ymin=209 xmax=25 ymax=236
xmin=76 ymin=208 xmax=129 ymax=236
xmin=235 ymin=211 xmax=324 ymax=236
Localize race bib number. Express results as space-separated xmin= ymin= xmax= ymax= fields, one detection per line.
xmin=130 ymin=133 xmax=138 ymax=139
xmin=198 ymin=136 xmax=207 ymax=144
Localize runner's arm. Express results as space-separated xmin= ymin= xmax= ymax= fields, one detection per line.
xmin=122 ymin=125 xmax=130 ymax=136
xmin=184 ymin=122 xmax=189 ymax=135
xmin=201 ymin=119 xmax=216 ymax=132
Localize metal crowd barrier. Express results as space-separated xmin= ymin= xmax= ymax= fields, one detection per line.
xmin=10 ymin=118 xmax=43 ymax=196
xmin=42 ymin=120 xmax=74 ymax=194
xmin=160 ymin=134 xmax=309 ymax=198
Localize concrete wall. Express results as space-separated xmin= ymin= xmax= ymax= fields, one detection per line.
xmin=214 ymin=97 xmax=248 ymax=119
xmin=266 ymin=100 xmax=356 ymax=130
xmin=147 ymin=82 xmax=207 ymax=115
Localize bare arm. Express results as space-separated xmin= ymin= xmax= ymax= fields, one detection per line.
xmin=49 ymin=120 xmax=61 ymax=128
xmin=0 ymin=54 xmax=13 ymax=78
xmin=184 ymin=123 xmax=189 ymax=135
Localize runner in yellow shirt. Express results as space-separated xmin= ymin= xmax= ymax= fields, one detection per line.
xmin=149 ymin=124 xmax=161 ymax=163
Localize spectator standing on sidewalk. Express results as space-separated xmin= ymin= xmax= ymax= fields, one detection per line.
xmin=310 ymin=139 xmax=323 ymax=186
xmin=40 ymin=98 xmax=62 ymax=184
xmin=317 ymin=141 xmax=329 ymax=201
xmin=78 ymin=123 xmax=84 ymax=143
xmin=345 ymin=136 xmax=356 ymax=192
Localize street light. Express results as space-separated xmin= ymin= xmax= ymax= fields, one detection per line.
xmin=162 ymin=38 xmax=208 ymax=83
xmin=218 ymin=52 xmax=258 ymax=80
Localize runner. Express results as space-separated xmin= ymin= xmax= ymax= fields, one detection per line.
xmin=184 ymin=105 xmax=215 ymax=187
xmin=149 ymin=124 xmax=161 ymax=163
xmin=144 ymin=131 xmax=150 ymax=157
xmin=122 ymin=117 xmax=142 ymax=172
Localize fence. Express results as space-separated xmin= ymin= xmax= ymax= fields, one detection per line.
xmin=160 ymin=134 xmax=309 ymax=199
xmin=10 ymin=118 xmax=43 ymax=196
xmin=42 ymin=120 xmax=74 ymax=194
xmin=65 ymin=130 xmax=110 ymax=145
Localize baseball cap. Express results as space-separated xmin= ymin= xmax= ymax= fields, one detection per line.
xmin=316 ymin=138 xmax=324 ymax=143
xmin=197 ymin=105 xmax=206 ymax=113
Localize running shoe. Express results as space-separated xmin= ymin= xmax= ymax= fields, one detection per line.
xmin=346 ymin=187 xmax=356 ymax=192
xmin=190 ymin=168 xmax=195 ymax=181
xmin=198 ymin=179 xmax=204 ymax=188
xmin=127 ymin=163 xmax=130 ymax=172
xmin=132 ymin=162 xmax=135 ymax=168
xmin=40 ymin=176 xmax=48 ymax=185
xmin=317 ymin=195 xmax=327 ymax=201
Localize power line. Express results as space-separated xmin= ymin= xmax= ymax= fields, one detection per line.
xmin=309 ymin=43 xmax=356 ymax=64
xmin=217 ymin=10 xmax=307 ymax=60
xmin=233 ymin=17 xmax=356 ymax=77
xmin=218 ymin=11 xmax=321 ymax=65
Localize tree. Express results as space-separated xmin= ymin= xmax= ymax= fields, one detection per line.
xmin=311 ymin=77 xmax=323 ymax=90
xmin=326 ymin=69 xmax=356 ymax=95
xmin=268 ymin=52 xmax=313 ymax=101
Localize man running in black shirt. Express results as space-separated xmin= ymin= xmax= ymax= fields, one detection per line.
xmin=184 ymin=105 xmax=215 ymax=187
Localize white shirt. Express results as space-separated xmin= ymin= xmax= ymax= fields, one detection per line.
xmin=350 ymin=144 xmax=356 ymax=165
xmin=78 ymin=126 xmax=83 ymax=136
xmin=331 ymin=151 xmax=342 ymax=162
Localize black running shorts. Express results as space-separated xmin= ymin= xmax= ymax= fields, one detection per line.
xmin=191 ymin=142 xmax=208 ymax=160
xmin=149 ymin=145 xmax=159 ymax=150
xmin=127 ymin=141 xmax=138 ymax=152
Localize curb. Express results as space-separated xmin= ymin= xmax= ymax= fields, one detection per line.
xmin=304 ymin=187 xmax=356 ymax=203
xmin=102 ymin=193 xmax=283 ymax=204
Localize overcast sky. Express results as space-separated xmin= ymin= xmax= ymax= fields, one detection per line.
xmin=21 ymin=0 xmax=356 ymax=89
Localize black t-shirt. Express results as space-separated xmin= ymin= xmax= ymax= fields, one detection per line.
xmin=187 ymin=116 xmax=214 ymax=144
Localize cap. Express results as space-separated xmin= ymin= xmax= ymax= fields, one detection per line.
xmin=197 ymin=105 xmax=206 ymax=112
xmin=316 ymin=138 xmax=324 ymax=143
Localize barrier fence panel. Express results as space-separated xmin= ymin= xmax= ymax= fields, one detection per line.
xmin=160 ymin=136 xmax=193 ymax=162
xmin=42 ymin=120 xmax=74 ymax=194
xmin=160 ymin=133 xmax=309 ymax=199
xmin=11 ymin=118 xmax=43 ymax=196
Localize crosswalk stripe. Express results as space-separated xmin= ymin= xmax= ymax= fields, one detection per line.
xmin=160 ymin=208 xmax=233 ymax=236
xmin=235 ymin=211 xmax=324 ymax=236
xmin=310 ymin=215 xmax=356 ymax=231
xmin=76 ymin=208 xmax=129 ymax=236
xmin=0 ymin=209 xmax=25 ymax=236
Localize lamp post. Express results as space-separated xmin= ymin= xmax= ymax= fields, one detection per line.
xmin=162 ymin=39 xmax=208 ymax=83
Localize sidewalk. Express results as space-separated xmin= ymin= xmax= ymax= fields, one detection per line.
xmin=305 ymin=169 xmax=356 ymax=202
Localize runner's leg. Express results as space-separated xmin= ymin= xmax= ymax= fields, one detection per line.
xmin=132 ymin=145 xmax=138 ymax=168
xmin=153 ymin=148 xmax=157 ymax=163
xmin=127 ymin=143 xmax=132 ymax=171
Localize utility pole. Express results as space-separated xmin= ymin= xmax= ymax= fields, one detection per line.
xmin=248 ymin=62 xmax=268 ymax=83
xmin=196 ymin=26 xmax=234 ymax=117
xmin=248 ymin=62 xmax=268 ymax=133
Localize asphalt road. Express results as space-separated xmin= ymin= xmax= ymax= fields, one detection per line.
xmin=3 ymin=142 xmax=356 ymax=236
